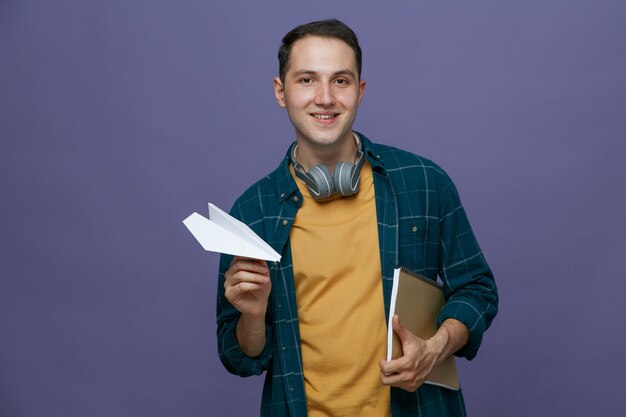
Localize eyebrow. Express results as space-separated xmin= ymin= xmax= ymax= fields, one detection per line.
xmin=291 ymin=69 xmax=357 ymax=79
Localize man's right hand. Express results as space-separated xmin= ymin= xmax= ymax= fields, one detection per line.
xmin=224 ymin=256 xmax=271 ymax=318
xmin=224 ymin=256 xmax=271 ymax=357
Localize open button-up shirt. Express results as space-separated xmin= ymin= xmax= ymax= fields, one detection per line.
xmin=216 ymin=133 xmax=498 ymax=417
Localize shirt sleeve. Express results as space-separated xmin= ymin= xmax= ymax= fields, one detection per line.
xmin=216 ymin=252 xmax=274 ymax=376
xmin=436 ymin=173 xmax=499 ymax=360
xmin=215 ymin=194 xmax=276 ymax=376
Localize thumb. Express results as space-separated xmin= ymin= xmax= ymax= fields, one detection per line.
xmin=392 ymin=314 xmax=410 ymax=342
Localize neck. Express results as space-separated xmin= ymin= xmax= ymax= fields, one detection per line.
xmin=295 ymin=133 xmax=357 ymax=173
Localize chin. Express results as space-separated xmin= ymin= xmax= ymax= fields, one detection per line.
xmin=306 ymin=130 xmax=350 ymax=147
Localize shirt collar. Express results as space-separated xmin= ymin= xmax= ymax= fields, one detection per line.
xmin=276 ymin=150 xmax=301 ymax=204
xmin=357 ymin=132 xmax=386 ymax=172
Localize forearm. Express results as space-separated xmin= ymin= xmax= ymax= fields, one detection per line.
xmin=436 ymin=169 xmax=498 ymax=359
xmin=217 ymin=309 xmax=273 ymax=376
xmin=235 ymin=313 xmax=267 ymax=358
xmin=429 ymin=318 xmax=469 ymax=364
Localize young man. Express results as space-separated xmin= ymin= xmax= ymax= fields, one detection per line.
xmin=217 ymin=19 xmax=498 ymax=417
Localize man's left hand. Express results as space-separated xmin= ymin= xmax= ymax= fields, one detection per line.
xmin=379 ymin=314 xmax=448 ymax=392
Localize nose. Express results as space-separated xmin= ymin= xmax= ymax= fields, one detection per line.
xmin=314 ymin=82 xmax=335 ymax=107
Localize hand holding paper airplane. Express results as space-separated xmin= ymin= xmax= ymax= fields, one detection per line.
xmin=183 ymin=203 xmax=281 ymax=262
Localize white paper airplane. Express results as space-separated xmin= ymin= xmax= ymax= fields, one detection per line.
xmin=183 ymin=203 xmax=281 ymax=262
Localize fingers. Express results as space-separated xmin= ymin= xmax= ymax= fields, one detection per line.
xmin=226 ymin=281 xmax=267 ymax=294
xmin=226 ymin=268 xmax=269 ymax=287
xmin=379 ymin=359 xmax=395 ymax=378
xmin=379 ymin=358 xmax=424 ymax=392
xmin=379 ymin=318 xmax=430 ymax=392
xmin=230 ymin=256 xmax=269 ymax=276
xmin=382 ymin=316 xmax=416 ymax=377
xmin=224 ymin=257 xmax=272 ymax=317
xmin=225 ymin=257 xmax=270 ymax=287
xmin=379 ymin=356 xmax=409 ymax=378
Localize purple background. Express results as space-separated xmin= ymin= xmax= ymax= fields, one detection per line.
xmin=2 ymin=1 xmax=625 ymax=416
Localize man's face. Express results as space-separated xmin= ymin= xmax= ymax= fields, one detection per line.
xmin=274 ymin=36 xmax=366 ymax=150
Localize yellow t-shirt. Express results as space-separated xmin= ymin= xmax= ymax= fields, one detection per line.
xmin=290 ymin=162 xmax=391 ymax=417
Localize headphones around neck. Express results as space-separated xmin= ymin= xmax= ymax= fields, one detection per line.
xmin=290 ymin=132 xmax=366 ymax=201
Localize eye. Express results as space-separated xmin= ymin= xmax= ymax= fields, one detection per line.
xmin=299 ymin=77 xmax=313 ymax=84
xmin=334 ymin=78 xmax=349 ymax=86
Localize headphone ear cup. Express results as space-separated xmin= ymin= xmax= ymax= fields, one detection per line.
xmin=333 ymin=162 xmax=358 ymax=196
xmin=307 ymin=164 xmax=335 ymax=200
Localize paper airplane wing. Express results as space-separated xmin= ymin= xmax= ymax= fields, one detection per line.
xmin=183 ymin=212 xmax=281 ymax=262
xmin=208 ymin=203 xmax=280 ymax=260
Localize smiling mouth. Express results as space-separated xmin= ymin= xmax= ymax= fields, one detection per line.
xmin=311 ymin=113 xmax=338 ymax=120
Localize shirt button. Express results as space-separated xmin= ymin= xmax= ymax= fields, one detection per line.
xmin=280 ymin=193 xmax=285 ymax=198
xmin=411 ymin=225 xmax=418 ymax=233
xmin=293 ymin=196 xmax=299 ymax=202
xmin=282 ymin=219 xmax=288 ymax=226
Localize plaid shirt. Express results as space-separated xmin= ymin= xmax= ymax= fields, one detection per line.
xmin=217 ymin=133 xmax=498 ymax=417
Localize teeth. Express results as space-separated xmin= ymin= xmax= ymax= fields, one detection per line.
xmin=314 ymin=114 xmax=335 ymax=119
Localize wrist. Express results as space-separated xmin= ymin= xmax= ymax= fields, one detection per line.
xmin=428 ymin=328 xmax=450 ymax=363
xmin=240 ymin=308 xmax=267 ymax=322
xmin=236 ymin=314 xmax=267 ymax=358
xmin=436 ymin=318 xmax=470 ymax=360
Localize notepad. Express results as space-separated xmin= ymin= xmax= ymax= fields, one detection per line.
xmin=387 ymin=266 xmax=459 ymax=390
xmin=183 ymin=203 xmax=281 ymax=262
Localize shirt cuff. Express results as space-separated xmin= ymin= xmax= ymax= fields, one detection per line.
xmin=437 ymin=298 xmax=486 ymax=360
xmin=219 ymin=322 xmax=273 ymax=376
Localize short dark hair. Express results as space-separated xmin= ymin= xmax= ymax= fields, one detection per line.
xmin=278 ymin=19 xmax=362 ymax=83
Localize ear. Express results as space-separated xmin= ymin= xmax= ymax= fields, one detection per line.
xmin=273 ymin=77 xmax=286 ymax=108
xmin=357 ymin=78 xmax=366 ymax=105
